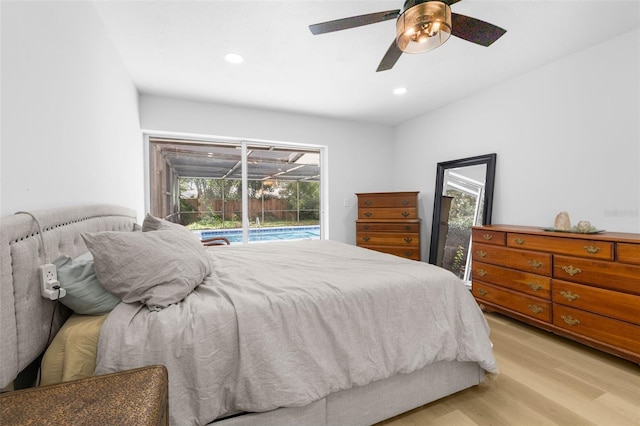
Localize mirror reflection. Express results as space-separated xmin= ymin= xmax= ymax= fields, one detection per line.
xmin=429 ymin=154 xmax=496 ymax=284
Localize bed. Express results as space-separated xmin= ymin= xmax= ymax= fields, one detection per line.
xmin=0 ymin=205 xmax=497 ymax=425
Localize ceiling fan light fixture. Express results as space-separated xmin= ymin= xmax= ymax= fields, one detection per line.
xmin=396 ymin=1 xmax=451 ymax=54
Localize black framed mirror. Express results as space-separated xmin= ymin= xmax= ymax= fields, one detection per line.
xmin=428 ymin=153 xmax=497 ymax=284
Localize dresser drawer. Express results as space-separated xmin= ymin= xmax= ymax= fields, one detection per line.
xmin=553 ymin=280 xmax=640 ymax=325
xmin=357 ymin=193 xmax=417 ymax=208
xmin=507 ymin=233 xmax=613 ymax=260
xmin=357 ymin=232 xmax=419 ymax=246
xmin=472 ymin=243 xmax=552 ymax=275
xmin=553 ymin=255 xmax=640 ymax=295
xmin=472 ymin=261 xmax=550 ymax=298
xmin=359 ymin=245 xmax=420 ymax=260
xmin=618 ymin=243 xmax=640 ymax=265
xmin=553 ymin=305 xmax=640 ymax=355
xmin=473 ymin=281 xmax=551 ymax=323
xmin=472 ymin=229 xmax=506 ymax=246
xmin=356 ymin=221 xmax=420 ymax=233
xmin=358 ymin=207 xmax=418 ymax=220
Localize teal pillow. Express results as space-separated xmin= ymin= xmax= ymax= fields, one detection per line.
xmin=53 ymin=252 xmax=120 ymax=315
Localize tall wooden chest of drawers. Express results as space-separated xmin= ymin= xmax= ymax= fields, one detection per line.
xmin=356 ymin=192 xmax=421 ymax=260
xmin=471 ymin=224 xmax=640 ymax=364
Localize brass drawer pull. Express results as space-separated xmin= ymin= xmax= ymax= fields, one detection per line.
xmin=527 ymin=283 xmax=542 ymax=291
xmin=561 ymin=265 xmax=582 ymax=276
xmin=514 ymin=238 xmax=525 ymax=245
xmin=364 ymin=211 xmax=372 ymax=217
xmin=528 ymin=260 xmax=543 ymax=269
xmin=561 ymin=315 xmax=580 ymax=326
xmin=364 ymin=200 xmax=372 ymax=206
xmin=477 ymin=288 xmax=488 ymax=296
xmin=362 ymin=236 xmax=370 ymax=242
xmin=528 ymin=304 xmax=543 ymax=314
xmin=404 ymin=251 xmax=413 ymax=257
xmin=404 ymin=237 xmax=413 ymax=243
xmin=476 ymin=250 xmax=487 ymax=258
xmin=560 ymin=290 xmax=580 ymax=301
xmin=401 ymin=199 xmax=409 ymax=205
xmin=477 ymin=269 xmax=487 ymax=277
xmin=364 ymin=225 xmax=370 ymax=230
xmin=401 ymin=211 xmax=410 ymax=218
xmin=404 ymin=225 xmax=412 ymax=231
xmin=482 ymin=234 xmax=493 ymax=240
xmin=583 ymin=245 xmax=600 ymax=254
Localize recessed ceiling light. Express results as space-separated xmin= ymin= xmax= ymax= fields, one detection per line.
xmin=225 ymin=53 xmax=244 ymax=64
xmin=393 ymin=87 xmax=407 ymax=95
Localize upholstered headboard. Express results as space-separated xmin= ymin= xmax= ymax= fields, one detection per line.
xmin=0 ymin=205 xmax=137 ymax=388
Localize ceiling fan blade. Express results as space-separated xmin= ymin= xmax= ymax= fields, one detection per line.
xmin=309 ymin=10 xmax=400 ymax=35
xmin=451 ymin=13 xmax=506 ymax=47
xmin=376 ymin=39 xmax=403 ymax=72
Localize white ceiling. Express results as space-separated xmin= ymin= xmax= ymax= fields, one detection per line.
xmin=93 ymin=0 xmax=640 ymax=126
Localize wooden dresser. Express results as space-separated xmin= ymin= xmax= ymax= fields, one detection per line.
xmin=471 ymin=224 xmax=640 ymax=364
xmin=356 ymin=192 xmax=420 ymax=260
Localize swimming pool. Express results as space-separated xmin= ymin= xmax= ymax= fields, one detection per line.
xmin=200 ymin=225 xmax=320 ymax=244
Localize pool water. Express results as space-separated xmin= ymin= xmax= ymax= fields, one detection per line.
xmin=200 ymin=225 xmax=320 ymax=244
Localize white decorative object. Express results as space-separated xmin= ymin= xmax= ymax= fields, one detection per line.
xmin=576 ymin=221 xmax=593 ymax=232
xmin=554 ymin=211 xmax=571 ymax=231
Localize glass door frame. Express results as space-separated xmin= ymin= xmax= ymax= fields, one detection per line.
xmin=143 ymin=131 xmax=329 ymax=242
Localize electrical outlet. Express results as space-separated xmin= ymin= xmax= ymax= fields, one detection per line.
xmin=40 ymin=263 xmax=65 ymax=300
xmin=40 ymin=263 xmax=57 ymax=287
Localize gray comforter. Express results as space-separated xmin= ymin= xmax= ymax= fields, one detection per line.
xmin=95 ymin=240 xmax=498 ymax=425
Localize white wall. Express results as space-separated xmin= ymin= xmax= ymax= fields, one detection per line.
xmin=394 ymin=29 xmax=640 ymax=258
xmin=4 ymin=2 xmax=635 ymax=251
xmin=139 ymin=95 xmax=396 ymax=243
xmin=0 ymin=1 xmax=144 ymax=220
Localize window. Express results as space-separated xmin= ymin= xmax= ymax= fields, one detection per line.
xmin=147 ymin=137 xmax=324 ymax=243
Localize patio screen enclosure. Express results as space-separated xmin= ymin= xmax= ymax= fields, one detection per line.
xmin=148 ymin=137 xmax=321 ymax=233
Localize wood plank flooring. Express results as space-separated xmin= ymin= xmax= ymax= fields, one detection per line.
xmin=377 ymin=312 xmax=640 ymax=426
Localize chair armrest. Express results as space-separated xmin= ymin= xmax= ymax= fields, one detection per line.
xmin=0 ymin=365 xmax=169 ymax=425
xmin=202 ymin=236 xmax=230 ymax=246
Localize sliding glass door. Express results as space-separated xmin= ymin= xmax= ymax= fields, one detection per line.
xmin=148 ymin=137 xmax=323 ymax=244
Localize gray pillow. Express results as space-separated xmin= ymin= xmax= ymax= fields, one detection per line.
xmin=142 ymin=214 xmax=184 ymax=233
xmin=53 ymin=252 xmax=121 ymax=315
xmin=82 ymin=227 xmax=212 ymax=311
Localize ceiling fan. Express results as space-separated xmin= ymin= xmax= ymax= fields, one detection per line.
xmin=309 ymin=0 xmax=506 ymax=72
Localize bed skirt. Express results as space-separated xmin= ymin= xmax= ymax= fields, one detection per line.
xmin=213 ymin=360 xmax=484 ymax=426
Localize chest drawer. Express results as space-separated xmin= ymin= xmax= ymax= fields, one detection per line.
xmin=618 ymin=243 xmax=640 ymax=265
xmin=360 ymin=245 xmax=420 ymax=260
xmin=356 ymin=221 xmax=420 ymax=233
xmin=357 ymin=193 xmax=417 ymax=208
xmin=553 ymin=255 xmax=640 ymax=295
xmin=553 ymin=305 xmax=640 ymax=355
xmin=473 ymin=281 xmax=551 ymax=323
xmin=472 ymin=229 xmax=506 ymax=246
xmin=507 ymin=233 xmax=613 ymax=260
xmin=472 ymin=243 xmax=552 ymax=275
xmin=472 ymin=261 xmax=550 ymax=298
xmin=356 ymin=232 xmax=419 ymax=246
xmin=358 ymin=207 xmax=418 ymax=220
xmin=553 ymin=280 xmax=640 ymax=325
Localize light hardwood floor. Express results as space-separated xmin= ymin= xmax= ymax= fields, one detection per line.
xmin=378 ymin=312 xmax=640 ymax=426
